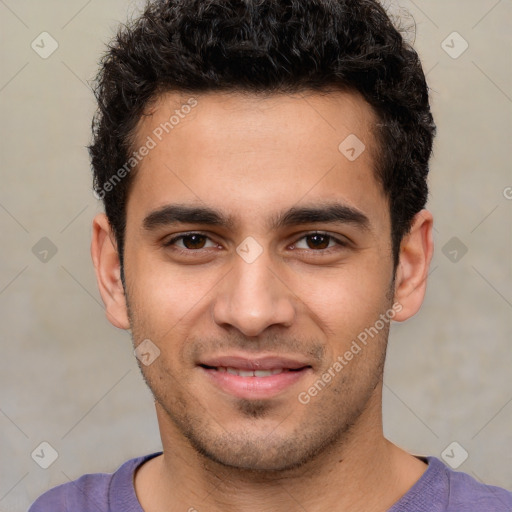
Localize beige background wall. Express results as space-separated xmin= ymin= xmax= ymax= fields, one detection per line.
xmin=0 ymin=1 xmax=511 ymax=510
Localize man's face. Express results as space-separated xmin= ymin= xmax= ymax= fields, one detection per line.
xmin=122 ymin=91 xmax=395 ymax=471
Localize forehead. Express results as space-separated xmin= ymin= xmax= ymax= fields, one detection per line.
xmin=136 ymin=89 xmax=377 ymax=161
xmin=127 ymin=90 xmax=387 ymax=232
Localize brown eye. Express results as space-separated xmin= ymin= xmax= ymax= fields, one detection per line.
xmin=305 ymin=234 xmax=331 ymax=250
xmin=181 ymin=234 xmax=207 ymax=249
xmin=164 ymin=233 xmax=217 ymax=251
xmin=293 ymin=232 xmax=343 ymax=251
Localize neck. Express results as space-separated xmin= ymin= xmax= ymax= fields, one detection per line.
xmin=135 ymin=385 xmax=426 ymax=512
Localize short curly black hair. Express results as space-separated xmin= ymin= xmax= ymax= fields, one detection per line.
xmin=89 ymin=0 xmax=435 ymax=270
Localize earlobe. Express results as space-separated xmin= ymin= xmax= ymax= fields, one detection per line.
xmin=393 ymin=209 xmax=434 ymax=322
xmin=91 ymin=213 xmax=130 ymax=330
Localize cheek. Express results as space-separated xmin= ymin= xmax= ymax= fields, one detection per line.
xmin=126 ymin=250 xmax=215 ymax=325
xmin=286 ymin=266 xmax=392 ymax=354
xmin=290 ymin=262 xmax=391 ymax=314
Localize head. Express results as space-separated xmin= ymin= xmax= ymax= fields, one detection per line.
xmin=91 ymin=0 xmax=435 ymax=473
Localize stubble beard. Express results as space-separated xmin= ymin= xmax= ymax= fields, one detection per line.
xmin=131 ymin=335 xmax=388 ymax=474
xmin=125 ymin=285 xmax=392 ymax=474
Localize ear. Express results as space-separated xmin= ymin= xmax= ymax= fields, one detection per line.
xmin=392 ymin=209 xmax=434 ymax=322
xmin=91 ymin=213 xmax=130 ymax=329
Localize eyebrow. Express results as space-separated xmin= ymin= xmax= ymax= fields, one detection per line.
xmin=142 ymin=202 xmax=370 ymax=232
xmin=272 ymin=203 xmax=370 ymax=231
xmin=143 ymin=204 xmax=235 ymax=231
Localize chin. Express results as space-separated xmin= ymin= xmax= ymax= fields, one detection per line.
xmin=184 ymin=422 xmax=346 ymax=474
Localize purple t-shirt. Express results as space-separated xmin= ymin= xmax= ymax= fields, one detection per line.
xmin=28 ymin=452 xmax=512 ymax=511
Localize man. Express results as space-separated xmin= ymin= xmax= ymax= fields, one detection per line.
xmin=29 ymin=0 xmax=512 ymax=510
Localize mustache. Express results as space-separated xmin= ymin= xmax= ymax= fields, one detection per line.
xmin=183 ymin=334 xmax=326 ymax=363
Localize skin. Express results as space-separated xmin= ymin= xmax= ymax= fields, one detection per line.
xmin=91 ymin=90 xmax=433 ymax=512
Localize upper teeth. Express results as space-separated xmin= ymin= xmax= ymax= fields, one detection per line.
xmin=219 ymin=367 xmax=285 ymax=377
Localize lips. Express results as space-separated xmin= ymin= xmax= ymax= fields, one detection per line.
xmin=198 ymin=355 xmax=312 ymax=399
xmin=212 ymin=367 xmax=289 ymax=377
xmin=199 ymin=355 xmax=310 ymax=371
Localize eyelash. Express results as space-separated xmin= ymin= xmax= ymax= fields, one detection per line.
xmin=163 ymin=231 xmax=349 ymax=255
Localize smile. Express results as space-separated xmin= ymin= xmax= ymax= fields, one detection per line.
xmin=198 ymin=357 xmax=312 ymax=399
xmin=201 ymin=365 xmax=305 ymax=377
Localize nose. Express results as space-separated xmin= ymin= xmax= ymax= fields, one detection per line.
xmin=212 ymin=247 xmax=296 ymax=337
